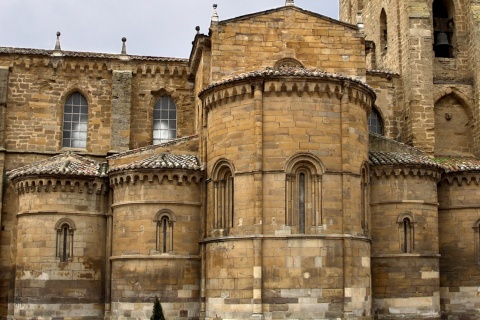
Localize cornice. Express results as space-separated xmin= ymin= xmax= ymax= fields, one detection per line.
xmin=371 ymin=166 xmax=442 ymax=181
xmin=439 ymin=172 xmax=480 ymax=186
xmin=201 ymin=76 xmax=374 ymax=113
xmin=13 ymin=177 xmax=107 ymax=195
xmin=109 ymin=169 xmax=204 ymax=188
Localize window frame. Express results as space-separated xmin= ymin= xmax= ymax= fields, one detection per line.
xmin=153 ymin=95 xmax=177 ymax=144
xmin=285 ymin=154 xmax=324 ymax=234
xmin=154 ymin=210 xmax=176 ymax=253
xmin=62 ymin=92 xmax=88 ymax=149
xmin=55 ymin=218 xmax=76 ymax=262
xmin=211 ymin=160 xmax=235 ymax=235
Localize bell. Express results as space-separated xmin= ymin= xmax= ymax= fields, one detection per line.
xmin=435 ymin=32 xmax=450 ymax=47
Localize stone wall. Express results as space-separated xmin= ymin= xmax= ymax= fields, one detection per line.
xmin=370 ymin=167 xmax=441 ymax=318
xmin=438 ymin=173 xmax=480 ymax=319
xmin=210 ymin=7 xmax=366 ymax=82
xmin=109 ymin=169 xmax=202 ymax=319
xmin=12 ymin=176 xmax=107 ymax=319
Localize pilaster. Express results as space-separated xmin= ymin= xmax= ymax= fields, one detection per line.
xmin=110 ymin=70 xmax=132 ymax=153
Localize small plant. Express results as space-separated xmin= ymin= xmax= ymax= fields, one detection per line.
xmin=151 ymin=297 xmax=165 ymax=320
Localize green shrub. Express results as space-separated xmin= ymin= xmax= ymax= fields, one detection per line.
xmin=151 ymin=297 xmax=165 ymax=320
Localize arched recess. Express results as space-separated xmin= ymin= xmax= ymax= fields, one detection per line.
xmin=433 ymin=0 xmax=455 ymax=58
xmin=434 ymin=93 xmax=474 ymax=156
xmin=397 ymin=212 xmax=416 ymax=253
xmin=285 ymin=154 xmax=325 ymax=234
xmin=154 ymin=209 xmax=176 ymax=253
xmin=211 ymin=159 xmax=235 ymax=234
xmin=274 ymin=58 xmax=304 ymax=69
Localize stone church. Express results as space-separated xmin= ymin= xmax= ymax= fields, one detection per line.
xmin=0 ymin=0 xmax=480 ymax=318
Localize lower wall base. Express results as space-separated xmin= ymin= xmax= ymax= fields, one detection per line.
xmin=12 ymin=303 xmax=104 ymax=319
xmin=373 ymin=293 xmax=441 ymax=319
xmin=440 ymin=286 xmax=480 ymax=320
xmin=109 ymin=301 xmax=199 ymax=320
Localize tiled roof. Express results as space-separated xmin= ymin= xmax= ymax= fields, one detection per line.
xmin=369 ymin=152 xmax=443 ymax=169
xmin=200 ymin=66 xmax=374 ymax=95
xmin=109 ymin=153 xmax=202 ymax=173
xmin=107 ymin=135 xmax=199 ymax=160
xmin=7 ymin=153 xmax=107 ymax=180
xmin=0 ymin=47 xmax=188 ymax=62
xmin=431 ymin=157 xmax=480 ymax=173
xmin=370 ymin=152 xmax=480 ymax=173
xmin=366 ymin=69 xmax=400 ymax=76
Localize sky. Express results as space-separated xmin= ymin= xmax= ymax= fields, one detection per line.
xmin=0 ymin=1 xmax=339 ymax=58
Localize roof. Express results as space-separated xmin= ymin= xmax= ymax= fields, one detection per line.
xmin=369 ymin=152 xmax=443 ymax=169
xmin=107 ymin=135 xmax=199 ymax=160
xmin=431 ymin=157 xmax=480 ymax=173
xmin=109 ymin=153 xmax=202 ymax=173
xmin=370 ymin=151 xmax=480 ymax=174
xmin=0 ymin=47 xmax=188 ymax=63
xmin=7 ymin=153 xmax=107 ymax=180
xmin=199 ymin=66 xmax=374 ymax=96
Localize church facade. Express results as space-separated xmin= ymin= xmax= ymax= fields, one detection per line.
xmin=1 ymin=0 xmax=480 ymax=319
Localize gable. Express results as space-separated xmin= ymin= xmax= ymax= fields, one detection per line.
xmin=209 ymin=6 xmax=365 ymax=82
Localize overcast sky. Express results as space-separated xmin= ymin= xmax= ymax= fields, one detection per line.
xmin=0 ymin=1 xmax=339 ymax=58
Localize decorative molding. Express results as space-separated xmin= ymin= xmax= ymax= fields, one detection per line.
xmin=371 ymin=166 xmax=442 ymax=180
xmin=13 ymin=177 xmax=107 ymax=195
xmin=439 ymin=173 xmax=480 ymax=186
xmin=202 ymin=78 xmax=373 ymax=112
xmin=109 ymin=170 xmax=204 ymax=188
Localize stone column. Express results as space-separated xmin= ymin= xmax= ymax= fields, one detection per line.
xmin=110 ymin=70 xmax=132 ymax=153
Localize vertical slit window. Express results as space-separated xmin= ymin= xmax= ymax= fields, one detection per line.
xmin=299 ymin=173 xmax=306 ymax=234
xmin=63 ymin=92 xmax=88 ymax=148
xmin=153 ymin=96 xmax=177 ymax=144
xmin=212 ymin=164 xmax=234 ymax=235
xmin=380 ymin=9 xmax=388 ymax=54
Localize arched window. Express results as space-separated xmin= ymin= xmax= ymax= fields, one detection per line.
xmin=380 ymin=9 xmax=388 ymax=54
xmin=433 ymin=0 xmax=455 ymax=58
xmin=153 ymin=96 xmax=177 ymax=144
xmin=211 ymin=160 xmax=234 ymax=235
xmin=154 ymin=210 xmax=175 ymax=253
xmin=397 ymin=213 xmax=415 ymax=253
xmin=368 ymin=107 xmax=384 ymax=135
xmin=285 ymin=154 xmax=324 ymax=234
xmin=55 ymin=218 xmax=76 ymax=262
xmin=63 ymin=92 xmax=88 ymax=148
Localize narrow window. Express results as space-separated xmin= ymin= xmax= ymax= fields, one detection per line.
xmin=63 ymin=92 xmax=88 ymax=148
xmin=161 ymin=217 xmax=168 ymax=253
xmin=155 ymin=211 xmax=175 ymax=253
xmin=212 ymin=163 xmax=234 ymax=234
xmin=285 ymin=155 xmax=324 ymax=234
xmin=361 ymin=166 xmax=369 ymax=234
xmin=55 ymin=219 xmax=75 ymax=262
xmin=299 ymin=173 xmax=306 ymax=234
xmin=368 ymin=107 xmax=384 ymax=135
xmin=403 ymin=218 xmax=410 ymax=253
xmin=153 ymin=96 xmax=177 ymax=144
xmin=380 ymin=9 xmax=388 ymax=53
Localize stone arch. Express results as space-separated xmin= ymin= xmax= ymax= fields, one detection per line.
xmin=274 ymin=58 xmax=304 ymax=69
xmin=434 ymin=91 xmax=474 ymax=156
xmin=285 ymin=153 xmax=325 ymax=175
xmin=54 ymin=217 xmax=76 ymax=230
xmin=154 ymin=209 xmax=177 ymax=222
